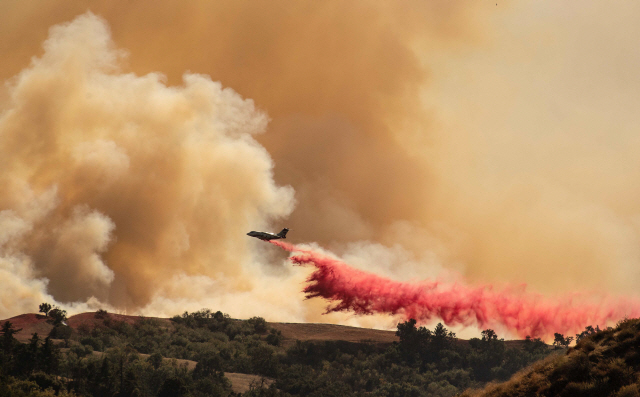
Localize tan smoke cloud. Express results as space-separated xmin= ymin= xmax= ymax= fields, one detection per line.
xmin=0 ymin=12 xmax=294 ymax=316
xmin=0 ymin=1 xmax=483 ymax=322
xmin=2 ymin=1 xmax=640 ymax=334
xmin=409 ymin=1 xmax=640 ymax=295
xmin=0 ymin=1 xmax=481 ymax=245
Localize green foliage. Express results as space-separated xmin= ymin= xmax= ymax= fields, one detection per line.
xmin=576 ymin=325 xmax=600 ymax=342
xmin=553 ymin=332 xmax=574 ymax=349
xmin=80 ymin=336 xmax=103 ymax=352
xmin=248 ymin=317 xmax=269 ymax=334
xmin=70 ymin=343 xmax=93 ymax=358
xmin=47 ymin=307 xmax=67 ymax=326
xmin=266 ymin=329 xmax=283 ymax=346
xmin=524 ymin=335 xmax=547 ymax=354
xmin=157 ymin=377 xmax=188 ymax=397
xmin=0 ymin=374 xmax=78 ymax=396
xmin=1 ymin=321 xmax=21 ymax=355
xmin=617 ymin=384 xmax=640 ymax=397
xmin=148 ymin=352 xmax=163 ymax=369
xmin=49 ymin=325 xmax=72 ymax=340
xmin=0 ymin=309 xmax=567 ymax=396
xmin=38 ymin=303 xmax=52 ymax=317
xmin=461 ymin=319 xmax=640 ymax=397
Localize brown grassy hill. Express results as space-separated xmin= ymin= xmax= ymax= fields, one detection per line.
xmin=56 ymin=349 xmax=269 ymax=394
xmin=1 ymin=312 xmax=538 ymax=348
xmin=0 ymin=312 xmax=171 ymax=342
xmin=461 ymin=319 xmax=640 ymax=397
xmin=0 ymin=312 xmax=399 ymax=345
xmin=268 ymin=322 xmax=398 ymax=345
xmin=0 ymin=313 xmax=53 ymax=342
xmin=66 ymin=312 xmax=173 ymax=330
xmin=2 ymin=311 xmax=555 ymax=394
xmin=267 ymin=322 xmax=531 ymax=350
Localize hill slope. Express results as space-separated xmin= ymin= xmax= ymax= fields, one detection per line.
xmin=1 ymin=312 xmax=529 ymax=348
xmin=462 ymin=319 xmax=640 ymax=397
xmin=0 ymin=310 xmax=555 ymax=396
xmin=1 ymin=312 xmax=399 ymax=344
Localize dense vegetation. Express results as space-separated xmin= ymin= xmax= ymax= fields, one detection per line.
xmin=0 ymin=308 xmax=558 ymax=396
xmin=461 ymin=318 xmax=640 ymax=397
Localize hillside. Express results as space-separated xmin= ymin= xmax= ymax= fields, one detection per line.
xmin=462 ymin=318 xmax=640 ymax=397
xmin=0 ymin=309 xmax=555 ymax=396
xmin=1 ymin=312 xmax=399 ymax=345
xmin=0 ymin=314 xmax=54 ymax=342
xmin=1 ymin=312 xmax=529 ymax=348
xmin=0 ymin=311 xmax=402 ymax=395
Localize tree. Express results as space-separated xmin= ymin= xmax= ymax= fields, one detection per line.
xmin=95 ymin=309 xmax=108 ymax=319
xmin=469 ymin=329 xmax=507 ymax=380
xmin=396 ymin=319 xmax=432 ymax=346
xmin=39 ymin=303 xmax=53 ymax=317
xmin=157 ymin=377 xmax=188 ymax=397
xmin=29 ymin=333 xmax=40 ymax=354
xmin=396 ymin=319 xmax=431 ymax=365
xmin=1 ymin=321 xmax=21 ymax=355
xmin=563 ymin=335 xmax=574 ymax=347
xmin=147 ymin=352 xmax=163 ymax=369
xmin=194 ymin=353 xmax=223 ymax=379
xmin=576 ymin=325 xmax=600 ymax=343
xmin=553 ymin=333 xmax=573 ymax=348
xmin=49 ymin=307 xmax=68 ymax=326
xmin=248 ymin=317 xmax=268 ymax=334
xmin=266 ymin=329 xmax=283 ymax=346
xmin=40 ymin=336 xmax=60 ymax=373
xmin=524 ymin=335 xmax=547 ymax=354
xmin=481 ymin=329 xmax=498 ymax=342
xmin=432 ymin=322 xmax=456 ymax=353
xmin=553 ymin=333 xmax=564 ymax=348
xmin=28 ymin=333 xmax=41 ymax=371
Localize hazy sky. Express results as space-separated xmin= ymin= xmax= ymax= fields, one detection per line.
xmin=1 ymin=1 xmax=639 ymax=336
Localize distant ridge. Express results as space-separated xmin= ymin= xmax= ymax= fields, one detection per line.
xmin=1 ymin=312 xmax=534 ymax=349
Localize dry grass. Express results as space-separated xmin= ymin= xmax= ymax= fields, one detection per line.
xmin=224 ymin=372 xmax=274 ymax=394
xmin=0 ymin=313 xmax=53 ymax=342
xmin=66 ymin=312 xmax=173 ymax=331
xmin=267 ymin=322 xmax=398 ymax=346
xmin=461 ymin=319 xmax=640 ymax=397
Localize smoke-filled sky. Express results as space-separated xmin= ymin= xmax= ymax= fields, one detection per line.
xmin=2 ymin=1 xmax=640 ymax=337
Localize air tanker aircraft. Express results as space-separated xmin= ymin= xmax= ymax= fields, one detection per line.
xmin=247 ymin=228 xmax=289 ymax=241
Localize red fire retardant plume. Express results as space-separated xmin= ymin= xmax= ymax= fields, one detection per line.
xmin=271 ymin=240 xmax=640 ymax=338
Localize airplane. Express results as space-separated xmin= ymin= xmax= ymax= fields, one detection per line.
xmin=247 ymin=228 xmax=289 ymax=241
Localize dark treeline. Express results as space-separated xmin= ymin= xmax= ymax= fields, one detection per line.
xmin=0 ymin=308 xmax=562 ymax=396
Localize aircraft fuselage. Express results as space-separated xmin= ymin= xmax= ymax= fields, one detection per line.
xmin=247 ymin=228 xmax=289 ymax=241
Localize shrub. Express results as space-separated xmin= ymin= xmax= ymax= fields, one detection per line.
xmin=248 ymin=317 xmax=268 ymax=334
xmin=617 ymin=384 xmax=640 ymax=397
xmin=80 ymin=336 xmax=103 ymax=352
xmin=148 ymin=352 xmax=164 ymax=369
xmin=70 ymin=343 xmax=93 ymax=358
xmin=49 ymin=325 xmax=72 ymax=340
xmin=39 ymin=303 xmax=52 ymax=317
xmin=266 ymin=329 xmax=283 ymax=346
xmin=48 ymin=308 xmax=67 ymax=326
xmin=575 ymin=338 xmax=596 ymax=353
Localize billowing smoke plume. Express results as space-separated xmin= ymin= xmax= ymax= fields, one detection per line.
xmin=0 ymin=13 xmax=293 ymax=314
xmin=0 ymin=2 xmax=483 ymax=323
xmin=273 ymin=241 xmax=640 ymax=338
xmin=3 ymin=2 xmax=640 ymax=335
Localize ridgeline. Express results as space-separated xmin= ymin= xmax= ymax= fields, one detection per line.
xmin=1 ymin=308 xmax=632 ymax=396
xmin=462 ymin=318 xmax=640 ymax=397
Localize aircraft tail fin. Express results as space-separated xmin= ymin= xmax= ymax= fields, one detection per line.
xmin=278 ymin=228 xmax=289 ymax=238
